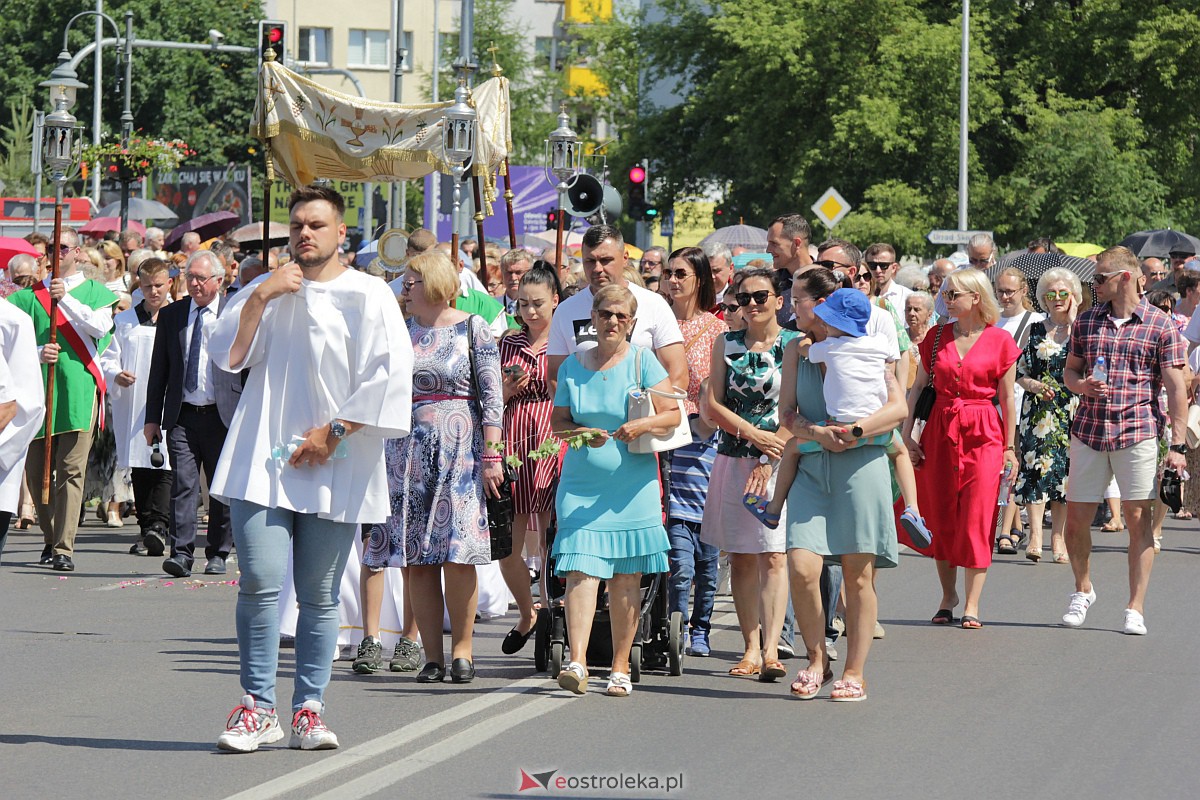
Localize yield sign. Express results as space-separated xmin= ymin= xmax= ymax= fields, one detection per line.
xmin=811 ymin=187 xmax=851 ymax=228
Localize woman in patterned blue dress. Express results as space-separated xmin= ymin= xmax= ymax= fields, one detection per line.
xmin=363 ymin=250 xmax=503 ymax=684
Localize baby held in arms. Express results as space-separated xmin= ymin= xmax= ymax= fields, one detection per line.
xmin=745 ymin=288 xmax=931 ymax=547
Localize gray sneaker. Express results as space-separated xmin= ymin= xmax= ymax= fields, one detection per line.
xmin=352 ymin=636 xmax=383 ymax=674
xmin=390 ymin=636 xmax=422 ymax=672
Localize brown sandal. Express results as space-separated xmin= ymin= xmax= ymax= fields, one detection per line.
xmin=758 ymin=659 xmax=787 ymax=682
xmin=728 ymin=659 xmax=761 ymax=676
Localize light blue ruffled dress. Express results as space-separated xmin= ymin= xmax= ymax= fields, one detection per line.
xmin=552 ymin=347 xmax=670 ymax=578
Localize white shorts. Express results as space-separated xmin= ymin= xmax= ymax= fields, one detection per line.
xmin=1066 ymin=436 xmax=1159 ymax=503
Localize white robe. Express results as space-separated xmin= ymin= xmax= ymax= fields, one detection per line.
xmin=209 ymin=269 xmax=413 ymax=524
xmin=0 ymin=303 xmax=45 ymax=513
xmin=98 ymin=305 xmax=173 ymax=470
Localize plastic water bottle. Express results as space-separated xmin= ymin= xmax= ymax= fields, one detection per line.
xmin=1091 ymin=356 xmax=1107 ymax=384
xmin=997 ymin=464 xmax=1013 ymax=507
xmin=272 ymin=435 xmax=347 ymax=461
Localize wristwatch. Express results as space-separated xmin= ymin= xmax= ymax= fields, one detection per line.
xmin=759 ymin=454 xmax=771 ymax=465
xmin=1170 ymin=443 xmax=1187 ymax=454
xmin=851 ymin=425 xmax=864 ymax=438
xmin=329 ymin=420 xmax=348 ymax=440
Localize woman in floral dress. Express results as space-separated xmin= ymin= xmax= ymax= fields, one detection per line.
xmin=1013 ymin=268 xmax=1082 ymax=564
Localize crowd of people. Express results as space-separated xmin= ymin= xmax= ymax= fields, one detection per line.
xmin=0 ymin=191 xmax=1192 ymax=749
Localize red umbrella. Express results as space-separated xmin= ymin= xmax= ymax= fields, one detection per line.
xmin=164 ymin=211 xmax=241 ymax=252
xmin=0 ymin=236 xmax=39 ymax=266
xmin=79 ymin=217 xmax=146 ymax=237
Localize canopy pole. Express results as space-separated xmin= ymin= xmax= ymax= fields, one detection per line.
xmin=503 ymin=160 xmax=517 ymax=250
xmin=472 ymin=175 xmax=487 ymax=278
xmin=261 ymin=142 xmax=273 ymax=257
xmin=41 ymin=193 xmax=65 ymax=503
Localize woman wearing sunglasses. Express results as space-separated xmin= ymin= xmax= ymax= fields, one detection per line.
xmin=662 ymin=247 xmax=726 ymax=657
xmin=1013 ymin=269 xmax=1083 ymax=564
xmin=701 ymin=267 xmax=798 ymax=679
xmin=550 ymin=285 xmax=679 ymax=697
xmin=903 ymin=267 xmax=1020 ymax=629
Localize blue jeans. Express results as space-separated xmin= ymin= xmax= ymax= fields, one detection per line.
xmin=230 ymin=499 xmax=356 ymax=711
xmin=666 ymin=519 xmax=719 ymax=633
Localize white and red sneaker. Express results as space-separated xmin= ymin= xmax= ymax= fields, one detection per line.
xmin=216 ymin=694 xmax=283 ymax=753
xmin=290 ymin=700 xmax=339 ymax=750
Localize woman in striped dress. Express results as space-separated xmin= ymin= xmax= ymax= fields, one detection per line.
xmin=496 ymin=265 xmax=562 ymax=656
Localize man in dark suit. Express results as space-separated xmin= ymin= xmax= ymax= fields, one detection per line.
xmin=144 ymin=250 xmax=241 ymax=577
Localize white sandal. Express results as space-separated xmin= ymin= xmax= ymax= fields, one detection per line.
xmin=557 ymin=662 xmax=588 ymax=695
xmin=605 ymin=672 xmax=632 ymax=697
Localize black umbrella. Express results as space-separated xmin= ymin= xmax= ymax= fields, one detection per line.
xmin=1118 ymin=229 xmax=1200 ymax=258
xmin=987 ymin=251 xmax=1097 ymax=300
xmin=164 ymin=210 xmax=240 ymax=252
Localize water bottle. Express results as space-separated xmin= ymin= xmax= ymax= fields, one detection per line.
xmin=1091 ymin=356 xmax=1107 ymax=384
xmin=272 ymin=435 xmax=347 ymax=461
xmin=997 ymin=463 xmax=1013 ymax=507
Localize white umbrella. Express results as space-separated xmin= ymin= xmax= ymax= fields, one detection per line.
xmin=97 ymin=197 xmax=178 ymax=222
xmin=700 ymin=224 xmax=768 ymax=250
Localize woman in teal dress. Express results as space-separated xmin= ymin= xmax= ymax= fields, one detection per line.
xmin=781 ymin=268 xmax=908 ymax=702
xmin=550 ymin=284 xmax=681 ymax=698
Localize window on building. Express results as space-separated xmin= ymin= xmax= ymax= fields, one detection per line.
xmin=438 ymin=32 xmax=459 ymax=72
xmin=534 ymin=37 xmax=556 ymax=71
xmin=348 ymin=29 xmax=389 ymax=68
xmin=297 ymin=27 xmax=331 ymax=65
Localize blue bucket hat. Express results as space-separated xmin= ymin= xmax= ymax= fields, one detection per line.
xmin=814 ymin=287 xmax=871 ymax=338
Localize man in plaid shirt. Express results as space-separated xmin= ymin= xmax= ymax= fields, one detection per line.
xmin=1061 ymin=246 xmax=1189 ymax=636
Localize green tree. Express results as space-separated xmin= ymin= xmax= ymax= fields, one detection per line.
xmin=0 ymin=96 xmax=35 ymax=196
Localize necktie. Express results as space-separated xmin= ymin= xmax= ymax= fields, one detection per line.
xmin=184 ymin=305 xmax=207 ymax=393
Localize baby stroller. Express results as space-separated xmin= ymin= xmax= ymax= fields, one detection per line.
xmin=532 ymin=513 xmax=686 ymax=683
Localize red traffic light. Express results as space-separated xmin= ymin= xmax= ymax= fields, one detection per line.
xmin=267 ymin=26 xmax=284 ymax=44
xmin=628 ymin=166 xmax=646 ymax=184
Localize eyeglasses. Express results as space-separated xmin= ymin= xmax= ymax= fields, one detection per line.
xmin=595 ymin=309 xmax=632 ymax=323
xmin=967 ymin=257 xmax=992 ymax=267
xmin=814 ymin=259 xmax=851 ymax=270
xmin=184 ymin=273 xmax=217 ymax=283
xmin=1043 ymin=290 xmax=1072 ymax=302
xmin=996 ymin=287 xmax=1021 ymax=297
xmin=1093 ymin=270 xmax=1128 ymax=285
xmin=944 ymin=289 xmax=978 ymax=302
xmin=664 ymin=268 xmax=693 ymax=281
xmin=1146 ymin=271 xmax=1168 ymax=280
xmin=58 ymin=244 xmax=73 ymax=256
xmin=864 ymin=261 xmax=892 ymax=271
xmin=734 ymin=290 xmax=775 ymax=306
xmin=401 ymin=278 xmax=423 ymax=292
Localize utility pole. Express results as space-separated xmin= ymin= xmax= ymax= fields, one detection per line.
xmin=389 ymin=0 xmax=405 ymax=231
xmin=958 ymin=0 xmax=969 ymax=232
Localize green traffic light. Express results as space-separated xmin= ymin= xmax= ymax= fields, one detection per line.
xmin=645 ymin=208 xmax=659 ymax=218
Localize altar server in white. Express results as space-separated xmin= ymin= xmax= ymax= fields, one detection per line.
xmin=99 ymin=258 xmax=174 ymax=557
xmin=0 ymin=301 xmax=43 ymax=565
xmin=209 ymin=185 xmax=413 ymax=753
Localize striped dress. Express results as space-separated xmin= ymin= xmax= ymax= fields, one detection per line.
xmin=500 ymin=331 xmax=558 ymax=514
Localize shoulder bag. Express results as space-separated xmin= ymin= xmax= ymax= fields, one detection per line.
xmin=911 ymin=322 xmax=945 ymax=444
xmin=466 ymin=314 xmax=515 ymax=561
xmin=627 ymin=346 xmax=693 ymax=454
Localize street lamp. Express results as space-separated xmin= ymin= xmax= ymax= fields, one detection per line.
xmin=544 ymin=104 xmax=580 ymax=270
xmin=36 ymin=60 xmax=84 ymax=504
xmin=442 ymin=79 xmax=477 ymax=260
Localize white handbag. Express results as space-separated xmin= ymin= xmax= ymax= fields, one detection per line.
xmin=627 ymin=346 xmax=692 ymax=454
xmin=1186 ymin=403 xmax=1200 ymax=450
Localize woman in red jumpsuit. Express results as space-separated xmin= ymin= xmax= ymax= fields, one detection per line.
xmin=903 ymin=268 xmax=1020 ymax=629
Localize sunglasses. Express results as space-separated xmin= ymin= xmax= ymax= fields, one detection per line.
xmin=720 ymin=303 xmax=741 ymax=314
xmin=1093 ymin=270 xmax=1127 ymax=285
xmin=967 ymin=257 xmax=991 ymax=266
xmin=734 ymin=290 xmax=775 ymax=307
xmin=595 ymin=309 xmax=632 ymax=323
xmin=401 ymin=278 xmax=423 ymax=292
xmin=864 ymin=261 xmax=892 ymax=271
xmin=854 ymin=272 xmax=870 ymax=283
xmin=944 ymin=289 xmax=978 ymax=302
xmin=814 ymin=259 xmax=852 ymax=270
xmin=663 ymin=268 xmax=693 ymax=281
xmin=1043 ymin=290 xmax=1072 ymax=302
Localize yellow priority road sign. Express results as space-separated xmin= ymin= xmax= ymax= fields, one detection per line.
xmin=811 ymin=187 xmax=850 ymax=229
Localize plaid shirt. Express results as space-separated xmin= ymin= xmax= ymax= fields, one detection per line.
xmin=1069 ymin=297 xmax=1186 ymax=451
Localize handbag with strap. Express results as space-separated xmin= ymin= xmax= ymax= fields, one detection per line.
xmin=627 ymin=345 xmax=692 ymax=454
xmin=465 ymin=314 xmax=515 ymax=561
xmin=911 ymin=322 xmax=945 ymax=444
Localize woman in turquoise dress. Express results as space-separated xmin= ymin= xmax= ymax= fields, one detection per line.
xmin=781 ymin=268 xmax=907 ymax=702
xmin=550 ymin=284 xmax=680 ymax=698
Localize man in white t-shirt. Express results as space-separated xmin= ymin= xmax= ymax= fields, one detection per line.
xmin=863 ymin=242 xmax=912 ymax=311
xmin=547 ymin=224 xmax=686 ymax=390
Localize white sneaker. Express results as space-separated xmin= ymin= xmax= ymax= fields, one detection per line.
xmin=217 ymin=694 xmax=284 ymax=753
xmin=1123 ymin=608 xmax=1147 ymax=635
xmin=290 ymin=700 xmax=339 ymax=750
xmin=1061 ymin=586 xmax=1097 ymax=628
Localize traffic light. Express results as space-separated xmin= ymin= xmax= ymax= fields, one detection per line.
xmin=547 ymin=208 xmax=560 ymax=229
xmin=258 ymin=20 xmax=287 ymax=66
xmin=628 ymin=163 xmax=647 ymax=220
xmin=713 ymin=203 xmax=729 ymax=228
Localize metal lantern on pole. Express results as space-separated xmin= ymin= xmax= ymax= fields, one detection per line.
xmin=544 ymin=105 xmax=580 ymax=271
xmin=36 ymin=63 xmax=84 ymax=504
xmin=442 ymin=79 xmax=477 ymax=261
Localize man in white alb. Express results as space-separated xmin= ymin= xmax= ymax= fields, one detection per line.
xmin=209 ymin=186 xmax=413 ymax=753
